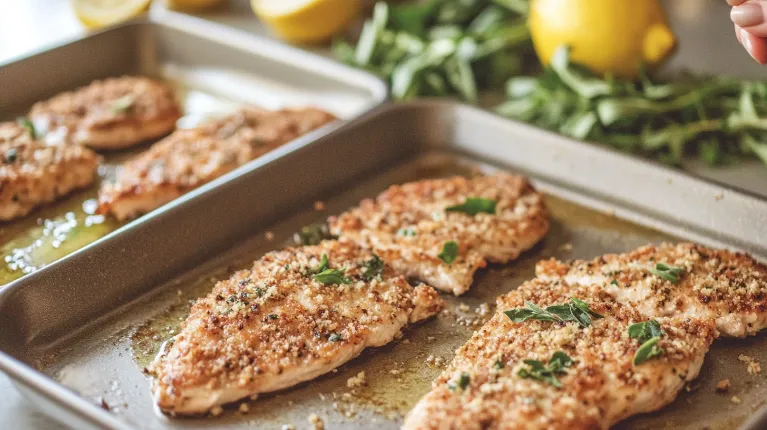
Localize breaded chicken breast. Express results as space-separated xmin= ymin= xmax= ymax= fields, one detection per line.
xmin=404 ymin=279 xmax=716 ymax=430
xmin=0 ymin=121 xmax=100 ymax=221
xmin=97 ymin=106 xmax=336 ymax=220
xmin=29 ymin=76 xmax=181 ymax=150
xmin=329 ymin=174 xmax=549 ymax=295
xmin=150 ymin=239 xmax=443 ymax=415
xmin=536 ymin=243 xmax=767 ymax=337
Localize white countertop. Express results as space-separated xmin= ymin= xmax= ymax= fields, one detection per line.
xmin=1 ymin=1 xmax=766 ymax=429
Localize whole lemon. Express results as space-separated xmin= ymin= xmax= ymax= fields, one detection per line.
xmin=252 ymin=0 xmax=361 ymax=45
xmin=529 ymin=0 xmax=676 ymax=78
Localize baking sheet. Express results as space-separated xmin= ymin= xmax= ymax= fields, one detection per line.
xmin=0 ymin=12 xmax=386 ymax=286
xmin=1 ymin=101 xmax=766 ymax=430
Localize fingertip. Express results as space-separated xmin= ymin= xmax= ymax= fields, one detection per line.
xmin=741 ymin=30 xmax=767 ymax=64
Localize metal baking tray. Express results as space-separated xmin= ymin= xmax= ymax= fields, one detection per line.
xmin=0 ymin=10 xmax=387 ymax=286
xmin=1 ymin=101 xmax=766 ymax=430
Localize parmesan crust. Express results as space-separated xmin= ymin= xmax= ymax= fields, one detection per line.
xmin=404 ymin=279 xmax=715 ymax=430
xmin=151 ymin=239 xmax=443 ymax=414
xmin=536 ymin=243 xmax=767 ymax=337
xmin=97 ymin=106 xmax=336 ymax=220
xmin=329 ymin=174 xmax=549 ymax=295
xmin=29 ymin=76 xmax=181 ymax=150
xmin=0 ymin=122 xmax=100 ymax=221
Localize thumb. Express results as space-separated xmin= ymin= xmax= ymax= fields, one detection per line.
xmin=731 ymin=1 xmax=767 ymax=37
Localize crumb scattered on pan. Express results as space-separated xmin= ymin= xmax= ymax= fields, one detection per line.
xmin=281 ymin=425 xmax=296 ymax=430
xmin=238 ymin=403 xmax=250 ymax=413
xmin=457 ymin=303 xmax=470 ymax=312
xmin=314 ymin=200 xmax=326 ymax=211
xmin=265 ymin=231 xmax=274 ymax=241
xmin=426 ymin=355 xmax=446 ymax=368
xmin=308 ymin=413 xmax=324 ymax=430
xmin=738 ymin=354 xmax=761 ymax=375
xmin=559 ymin=242 xmax=573 ymax=252
xmin=401 ymin=338 xmax=410 ymax=344
xmin=604 ymin=208 xmax=616 ymax=216
xmin=731 ymin=395 xmax=742 ymax=404
xmin=210 ymin=406 xmax=223 ymax=417
xmin=427 ymin=336 xmax=436 ymax=342
xmin=99 ymin=397 xmax=110 ymax=411
xmin=716 ymin=379 xmax=730 ymax=393
xmin=714 ymin=191 xmax=724 ymax=201
xmin=347 ymin=371 xmax=367 ymax=388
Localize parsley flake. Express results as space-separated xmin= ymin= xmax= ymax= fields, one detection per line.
xmin=448 ymin=372 xmax=471 ymax=392
xmin=312 ymin=255 xmax=351 ymax=285
xmin=361 ymin=255 xmax=385 ymax=281
xmin=4 ymin=148 xmax=18 ymax=164
xmin=649 ymin=263 xmax=684 ymax=284
xmin=397 ymin=227 xmax=417 ymax=237
xmin=438 ymin=240 xmax=458 ymax=264
xmin=629 ymin=319 xmax=664 ymax=365
xmin=110 ymin=95 xmax=135 ymax=114
xmin=328 ymin=333 xmax=342 ymax=342
xmin=518 ymin=351 xmax=573 ymax=388
xmin=446 ymin=197 xmax=497 ymax=215
xmin=16 ymin=117 xmax=37 ymax=139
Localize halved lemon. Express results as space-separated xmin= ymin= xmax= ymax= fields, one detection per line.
xmin=251 ymin=0 xmax=360 ymax=44
xmin=71 ymin=0 xmax=152 ymax=29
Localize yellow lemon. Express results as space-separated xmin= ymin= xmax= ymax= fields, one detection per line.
xmin=251 ymin=0 xmax=361 ymax=44
xmin=529 ymin=0 xmax=676 ymax=78
xmin=71 ymin=0 xmax=152 ymax=29
xmin=165 ymin=0 xmax=227 ymax=11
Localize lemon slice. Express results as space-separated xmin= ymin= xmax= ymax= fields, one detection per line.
xmin=71 ymin=0 xmax=152 ymax=29
xmin=252 ymin=0 xmax=360 ymax=44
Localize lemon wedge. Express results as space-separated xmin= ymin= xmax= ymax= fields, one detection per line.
xmin=71 ymin=0 xmax=152 ymax=29
xmin=251 ymin=0 xmax=360 ymax=44
xmin=165 ymin=0 xmax=227 ymax=11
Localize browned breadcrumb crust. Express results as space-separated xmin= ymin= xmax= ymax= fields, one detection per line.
xmin=328 ymin=174 xmax=549 ymax=295
xmin=29 ymin=76 xmax=181 ymax=148
xmin=404 ymin=279 xmax=716 ymax=430
xmin=536 ymin=242 xmax=767 ymax=337
xmin=0 ymin=122 xmax=100 ymax=221
xmin=151 ymin=239 xmax=443 ymax=414
xmin=97 ymin=106 xmax=336 ymax=220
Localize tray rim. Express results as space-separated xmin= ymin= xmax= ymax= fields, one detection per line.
xmin=1 ymin=100 xmax=766 ymax=430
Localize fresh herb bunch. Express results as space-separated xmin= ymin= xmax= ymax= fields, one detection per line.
xmin=497 ymin=46 xmax=767 ymax=166
xmin=333 ymin=0 xmax=533 ymax=102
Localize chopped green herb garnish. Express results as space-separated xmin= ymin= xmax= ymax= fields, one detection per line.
xmin=505 ymin=298 xmax=603 ymax=328
xmin=633 ymin=336 xmax=663 ymax=366
xmin=294 ymin=223 xmax=335 ymax=245
xmin=314 ymin=254 xmax=330 ymax=273
xmin=397 ymin=227 xmax=417 ymax=237
xmin=629 ymin=319 xmax=664 ymax=366
xmin=16 ymin=117 xmax=37 ymax=139
xmin=649 ymin=263 xmax=684 ymax=284
xmin=268 ymin=314 xmax=278 ymax=320
xmin=328 ymin=333 xmax=342 ymax=342
xmin=438 ymin=240 xmax=458 ymax=264
xmin=628 ymin=319 xmax=663 ymax=343
xmin=610 ymin=280 xmax=619 ymax=286
xmin=4 ymin=148 xmax=18 ymax=164
xmin=517 ymin=351 xmax=573 ymax=388
xmin=494 ymin=360 xmax=505 ymax=370
xmin=362 ymin=255 xmax=385 ymax=281
xmin=110 ymin=95 xmax=135 ymax=114
xmin=449 ymin=372 xmax=471 ymax=391
xmin=446 ymin=197 xmax=497 ymax=215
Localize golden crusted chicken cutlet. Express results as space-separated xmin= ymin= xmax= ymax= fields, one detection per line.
xmin=97 ymin=106 xmax=336 ymax=220
xmin=536 ymin=243 xmax=767 ymax=337
xmin=0 ymin=121 xmax=99 ymax=221
xmin=329 ymin=174 xmax=549 ymax=295
xmin=29 ymin=76 xmax=181 ymax=150
xmin=404 ymin=279 xmax=716 ymax=430
xmin=150 ymin=239 xmax=443 ymax=414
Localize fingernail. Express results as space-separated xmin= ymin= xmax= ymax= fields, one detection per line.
xmin=732 ymin=3 xmax=764 ymax=27
xmin=742 ymin=28 xmax=756 ymax=57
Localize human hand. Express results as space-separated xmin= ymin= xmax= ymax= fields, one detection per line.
xmin=729 ymin=0 xmax=767 ymax=64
